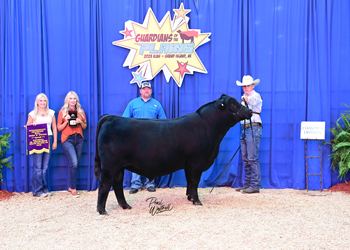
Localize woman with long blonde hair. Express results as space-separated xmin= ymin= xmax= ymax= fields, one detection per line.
xmin=57 ymin=91 xmax=87 ymax=198
xmin=26 ymin=93 xmax=57 ymax=197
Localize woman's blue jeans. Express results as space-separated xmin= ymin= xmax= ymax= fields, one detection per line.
xmin=62 ymin=134 xmax=84 ymax=189
xmin=240 ymin=125 xmax=262 ymax=191
xmin=32 ymin=136 xmax=52 ymax=196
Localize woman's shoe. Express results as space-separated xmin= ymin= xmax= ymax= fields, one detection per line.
xmin=68 ymin=188 xmax=80 ymax=198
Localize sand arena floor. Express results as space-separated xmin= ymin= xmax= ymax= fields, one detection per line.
xmin=1 ymin=186 xmax=349 ymax=250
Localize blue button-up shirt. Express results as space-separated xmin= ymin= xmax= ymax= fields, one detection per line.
xmin=122 ymin=97 xmax=167 ymax=119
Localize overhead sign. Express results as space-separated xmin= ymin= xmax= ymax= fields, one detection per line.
xmin=113 ymin=3 xmax=211 ymax=87
xmin=300 ymin=121 xmax=325 ymax=140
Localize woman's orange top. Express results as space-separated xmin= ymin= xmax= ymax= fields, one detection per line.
xmin=57 ymin=109 xmax=87 ymax=143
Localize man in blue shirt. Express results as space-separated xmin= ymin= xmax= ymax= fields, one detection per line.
xmin=122 ymin=81 xmax=167 ymax=194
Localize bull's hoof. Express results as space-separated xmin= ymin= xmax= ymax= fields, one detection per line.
xmin=193 ymin=200 xmax=202 ymax=206
xmin=187 ymin=195 xmax=193 ymax=201
xmin=97 ymin=208 xmax=108 ymax=215
xmin=121 ymin=204 xmax=132 ymax=210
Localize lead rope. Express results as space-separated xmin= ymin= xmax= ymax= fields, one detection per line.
xmin=243 ymin=98 xmax=255 ymax=142
xmin=210 ymin=98 xmax=251 ymax=194
xmin=210 ymin=145 xmax=241 ymax=193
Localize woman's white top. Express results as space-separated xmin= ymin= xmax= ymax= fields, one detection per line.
xmin=29 ymin=109 xmax=55 ymax=135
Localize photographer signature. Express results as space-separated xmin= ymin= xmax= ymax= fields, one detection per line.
xmin=146 ymin=197 xmax=173 ymax=216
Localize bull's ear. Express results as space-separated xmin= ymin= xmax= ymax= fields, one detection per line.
xmin=218 ymin=94 xmax=227 ymax=110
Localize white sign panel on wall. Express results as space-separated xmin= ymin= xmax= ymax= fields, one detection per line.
xmin=300 ymin=121 xmax=325 ymax=140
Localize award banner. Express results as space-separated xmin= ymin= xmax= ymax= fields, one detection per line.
xmin=26 ymin=124 xmax=50 ymax=155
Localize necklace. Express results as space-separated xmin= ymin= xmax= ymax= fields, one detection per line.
xmin=41 ymin=113 xmax=45 ymax=116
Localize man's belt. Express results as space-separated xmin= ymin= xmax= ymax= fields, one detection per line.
xmin=243 ymin=122 xmax=261 ymax=129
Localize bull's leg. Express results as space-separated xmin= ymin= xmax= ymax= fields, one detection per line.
xmin=112 ymin=170 xmax=131 ymax=210
xmin=184 ymin=169 xmax=193 ymax=201
xmin=190 ymin=173 xmax=203 ymax=206
xmin=185 ymin=168 xmax=203 ymax=205
xmin=97 ymin=179 xmax=112 ymax=215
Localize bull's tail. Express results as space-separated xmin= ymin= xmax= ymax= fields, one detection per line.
xmin=94 ymin=114 xmax=111 ymax=180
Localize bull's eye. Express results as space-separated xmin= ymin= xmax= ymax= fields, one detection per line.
xmin=221 ymin=104 xmax=224 ymax=106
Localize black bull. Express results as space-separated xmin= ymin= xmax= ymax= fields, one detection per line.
xmin=94 ymin=94 xmax=252 ymax=215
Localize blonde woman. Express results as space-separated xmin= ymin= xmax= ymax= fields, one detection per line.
xmin=57 ymin=91 xmax=87 ymax=198
xmin=26 ymin=93 xmax=57 ymax=197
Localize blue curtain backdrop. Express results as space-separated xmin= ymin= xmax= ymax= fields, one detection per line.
xmin=1 ymin=0 xmax=350 ymax=192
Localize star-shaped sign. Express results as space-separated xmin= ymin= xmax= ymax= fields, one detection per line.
xmin=121 ymin=27 xmax=133 ymax=38
xmin=174 ymin=3 xmax=191 ymax=19
xmin=113 ymin=4 xmax=211 ymax=87
xmin=131 ymin=71 xmax=146 ymax=86
xmin=174 ymin=61 xmax=190 ymax=78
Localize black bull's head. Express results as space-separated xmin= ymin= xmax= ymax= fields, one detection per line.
xmin=216 ymin=94 xmax=252 ymax=122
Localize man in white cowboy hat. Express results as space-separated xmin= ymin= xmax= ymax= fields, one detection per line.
xmin=122 ymin=81 xmax=167 ymax=194
xmin=235 ymin=75 xmax=263 ymax=194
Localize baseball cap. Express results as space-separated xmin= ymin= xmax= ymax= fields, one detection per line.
xmin=140 ymin=82 xmax=152 ymax=89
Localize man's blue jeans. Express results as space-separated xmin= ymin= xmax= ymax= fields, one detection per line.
xmin=240 ymin=125 xmax=262 ymax=191
xmin=62 ymin=134 xmax=84 ymax=189
xmin=131 ymin=173 xmax=155 ymax=189
xmin=32 ymin=136 xmax=52 ymax=196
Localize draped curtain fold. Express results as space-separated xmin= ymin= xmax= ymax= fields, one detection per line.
xmin=1 ymin=0 xmax=350 ymax=192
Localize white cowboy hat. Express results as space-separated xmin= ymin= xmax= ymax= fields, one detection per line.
xmin=236 ymin=75 xmax=260 ymax=86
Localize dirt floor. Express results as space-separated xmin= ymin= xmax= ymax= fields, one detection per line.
xmin=1 ymin=184 xmax=350 ymax=250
